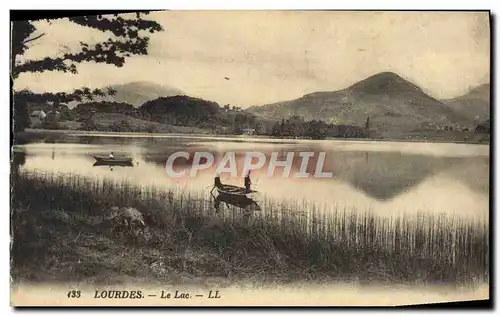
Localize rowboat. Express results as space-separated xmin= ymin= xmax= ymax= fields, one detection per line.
xmin=215 ymin=184 xmax=258 ymax=199
xmin=92 ymin=155 xmax=134 ymax=166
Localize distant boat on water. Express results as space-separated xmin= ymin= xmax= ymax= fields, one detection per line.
xmin=92 ymin=155 xmax=134 ymax=166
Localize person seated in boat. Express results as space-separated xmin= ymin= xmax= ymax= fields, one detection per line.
xmin=244 ymin=170 xmax=252 ymax=192
xmin=108 ymin=152 xmax=115 ymax=159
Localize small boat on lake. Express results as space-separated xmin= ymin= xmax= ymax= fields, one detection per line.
xmin=210 ymin=172 xmax=258 ymax=199
xmin=215 ymin=184 xmax=258 ymax=199
xmin=92 ymin=155 xmax=134 ymax=166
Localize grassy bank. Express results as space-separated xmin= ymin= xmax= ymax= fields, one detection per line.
xmin=11 ymin=171 xmax=489 ymax=287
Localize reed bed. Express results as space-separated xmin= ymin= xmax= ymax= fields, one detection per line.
xmin=11 ymin=171 xmax=489 ymax=286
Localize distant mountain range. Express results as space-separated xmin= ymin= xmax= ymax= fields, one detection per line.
xmin=63 ymin=74 xmax=490 ymax=136
xmin=67 ymin=81 xmax=185 ymax=108
xmin=247 ymin=72 xmax=488 ymax=134
xmin=441 ymin=83 xmax=490 ymax=123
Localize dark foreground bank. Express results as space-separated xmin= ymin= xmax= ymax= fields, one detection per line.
xmin=11 ymin=171 xmax=489 ymax=288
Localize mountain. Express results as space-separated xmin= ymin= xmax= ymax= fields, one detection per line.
xmin=67 ymin=81 xmax=185 ymax=108
xmin=140 ymin=95 xmax=221 ymax=126
xmin=247 ymin=72 xmax=470 ymax=134
xmin=441 ymin=83 xmax=490 ymax=122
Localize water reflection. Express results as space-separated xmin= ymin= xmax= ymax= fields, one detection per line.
xmin=213 ymin=194 xmax=261 ymax=213
xmin=12 ymin=134 xmax=490 ymax=221
xmin=139 ymin=146 xmax=469 ymax=201
xmin=92 ymin=161 xmax=135 ymax=168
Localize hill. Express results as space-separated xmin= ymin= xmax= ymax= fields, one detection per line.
xmin=442 ymin=83 xmax=490 ymax=122
xmin=139 ymin=95 xmax=221 ymax=126
xmin=67 ymin=81 xmax=185 ymax=108
xmin=67 ymin=96 xmax=273 ymax=135
xmin=57 ymin=112 xmax=214 ymax=134
xmin=90 ymin=113 xmax=211 ymax=134
xmin=247 ymin=72 xmax=471 ymax=134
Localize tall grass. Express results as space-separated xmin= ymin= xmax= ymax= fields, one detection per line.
xmin=11 ymin=171 xmax=489 ymax=286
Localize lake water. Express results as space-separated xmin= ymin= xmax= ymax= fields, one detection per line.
xmin=12 ymin=132 xmax=490 ymax=223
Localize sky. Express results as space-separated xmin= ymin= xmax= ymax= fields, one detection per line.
xmin=14 ymin=10 xmax=490 ymax=108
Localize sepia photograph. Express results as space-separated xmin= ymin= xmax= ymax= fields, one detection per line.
xmin=9 ymin=9 xmax=491 ymax=307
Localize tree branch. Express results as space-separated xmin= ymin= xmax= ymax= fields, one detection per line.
xmin=14 ymin=87 xmax=116 ymax=105
xmin=22 ymin=33 xmax=46 ymax=45
xmin=14 ymin=57 xmax=73 ymax=77
xmin=14 ymin=35 xmax=152 ymax=76
xmin=67 ymin=14 xmax=163 ymax=37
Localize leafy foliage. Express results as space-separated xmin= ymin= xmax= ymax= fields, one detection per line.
xmin=39 ymin=109 xmax=62 ymax=130
xmin=139 ymin=96 xmax=221 ymax=126
xmin=12 ymin=13 xmax=163 ymax=79
xmin=69 ymin=96 xmax=274 ymax=135
xmin=81 ymin=117 xmax=97 ymax=131
xmin=65 ymin=96 xmax=367 ymax=139
xmin=73 ymin=101 xmax=136 ymax=117
xmin=109 ymin=119 xmax=132 ymax=132
xmin=270 ymin=115 xmax=367 ymax=139
xmin=11 ymin=12 xmax=164 ymax=132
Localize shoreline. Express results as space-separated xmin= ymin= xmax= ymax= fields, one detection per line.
xmin=11 ymin=172 xmax=489 ymax=290
xmin=16 ymin=128 xmax=491 ymax=146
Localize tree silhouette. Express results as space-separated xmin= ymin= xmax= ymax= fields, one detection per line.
xmin=11 ymin=12 xmax=164 ymax=133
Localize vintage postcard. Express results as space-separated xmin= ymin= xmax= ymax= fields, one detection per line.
xmin=10 ymin=10 xmax=490 ymax=307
